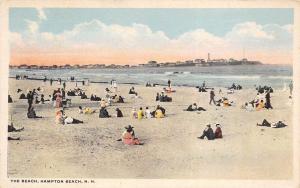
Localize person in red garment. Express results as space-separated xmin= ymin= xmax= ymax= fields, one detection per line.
xmin=214 ymin=124 xmax=223 ymax=139
xmin=122 ymin=125 xmax=143 ymax=145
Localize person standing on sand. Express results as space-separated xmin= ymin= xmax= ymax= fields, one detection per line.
xmin=289 ymin=81 xmax=293 ymax=96
xmin=50 ymin=78 xmax=53 ymax=86
xmin=265 ymin=91 xmax=273 ymax=109
xmin=63 ymin=82 xmax=66 ymax=90
xmin=168 ymin=79 xmax=171 ymax=88
xmin=209 ymin=88 xmax=216 ymax=105
xmin=26 ymin=91 xmax=34 ymax=111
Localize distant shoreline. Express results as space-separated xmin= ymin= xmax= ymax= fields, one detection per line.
xmin=8 ymin=63 xmax=293 ymax=71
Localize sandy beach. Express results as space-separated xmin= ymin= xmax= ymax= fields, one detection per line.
xmin=7 ymin=78 xmax=293 ymax=179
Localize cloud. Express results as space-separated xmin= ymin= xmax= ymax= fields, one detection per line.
xmin=10 ymin=19 xmax=293 ymax=65
xmin=227 ymin=22 xmax=274 ymax=40
xmin=25 ymin=19 xmax=39 ymax=34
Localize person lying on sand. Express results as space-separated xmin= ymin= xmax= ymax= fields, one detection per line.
xmin=8 ymin=124 xmax=24 ymax=132
xmin=198 ymin=124 xmax=215 ymax=140
xmin=8 ymin=137 xmax=20 ymax=140
xmin=257 ymin=119 xmax=287 ymax=128
xmin=99 ymin=107 xmax=111 ymax=118
xmin=121 ymin=125 xmax=143 ymax=145
xmin=27 ymin=107 xmax=42 ymax=118
xmin=64 ymin=116 xmax=84 ymax=124
xmin=78 ymin=106 xmax=96 ymax=114
xmin=186 ymin=103 xmax=206 ymax=111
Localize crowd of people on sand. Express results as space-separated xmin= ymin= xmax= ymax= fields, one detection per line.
xmin=130 ymin=105 xmax=166 ymax=119
xmin=9 ymin=77 xmax=290 ymax=144
xmin=242 ymin=88 xmax=273 ymax=111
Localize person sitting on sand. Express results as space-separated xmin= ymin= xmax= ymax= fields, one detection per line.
xmin=80 ymin=92 xmax=88 ymax=99
xmin=154 ymin=108 xmax=164 ymax=118
xmin=145 ymin=107 xmax=152 ymax=119
xmin=40 ymin=94 xmax=49 ymax=104
xmin=129 ymin=87 xmax=137 ymax=95
xmin=27 ymin=107 xmax=42 ymax=118
xmin=156 ymin=93 xmax=160 ymax=101
xmin=8 ymin=123 xmax=24 ymax=132
xmin=256 ymin=100 xmax=265 ymax=111
xmin=19 ymin=93 xmax=26 ymax=99
xmin=157 ymin=105 xmax=166 ymax=115
xmin=131 ymin=108 xmax=138 ymax=119
xmin=56 ymin=110 xmax=64 ymax=124
xmin=137 ymin=107 xmax=144 ymax=120
xmin=159 ymin=92 xmax=172 ymax=102
xmin=100 ymin=98 xmax=108 ymax=108
xmin=99 ymin=107 xmax=110 ymax=118
xmin=214 ymin=124 xmax=223 ymax=139
xmin=90 ymin=94 xmax=101 ymax=101
xmin=146 ymin=82 xmax=152 ymax=87
xmin=257 ymin=119 xmax=271 ymax=127
xmin=78 ymin=106 xmax=83 ymax=114
xmin=222 ymin=98 xmax=231 ymax=107
xmin=115 ymin=108 xmax=123 ymax=117
xmin=242 ymin=102 xmax=254 ymax=111
xmin=122 ymin=125 xmax=142 ymax=145
xmin=117 ymin=95 xmax=125 ymax=103
xmin=8 ymin=95 xmax=13 ymax=103
xmin=198 ymin=86 xmax=207 ymax=92
xmin=35 ymin=96 xmax=40 ymax=104
xmin=198 ymin=124 xmax=215 ymax=140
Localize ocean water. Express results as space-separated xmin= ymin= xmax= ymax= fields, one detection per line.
xmin=9 ymin=65 xmax=292 ymax=89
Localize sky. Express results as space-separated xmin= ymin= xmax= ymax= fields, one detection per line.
xmin=9 ymin=8 xmax=293 ymax=65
